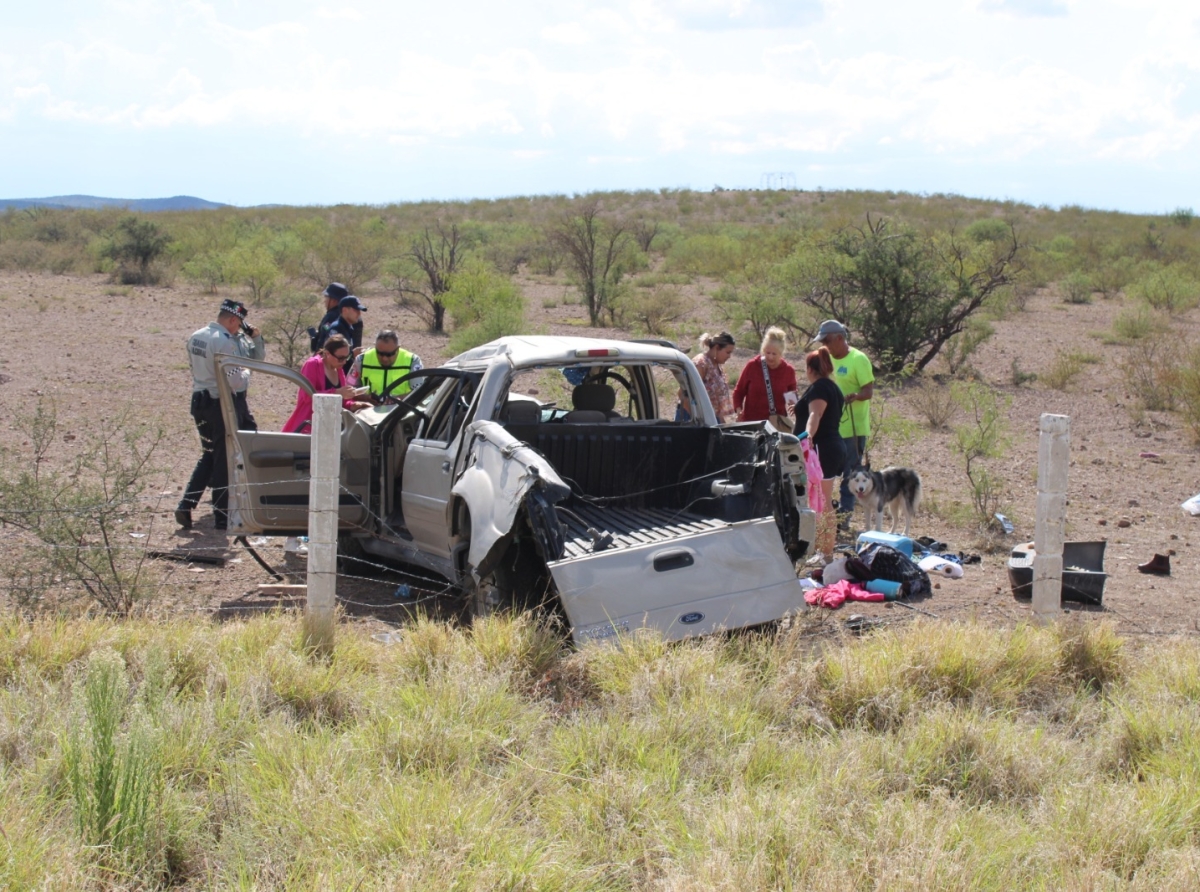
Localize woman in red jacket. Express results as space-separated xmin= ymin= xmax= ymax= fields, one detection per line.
xmin=732 ymin=326 xmax=798 ymax=426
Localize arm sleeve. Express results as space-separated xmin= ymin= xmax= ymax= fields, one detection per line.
xmin=248 ymin=334 xmax=266 ymax=361
xmin=411 ymin=355 xmax=423 ymax=373
xmin=347 ymin=354 xmax=364 ymax=386
xmin=300 ymin=357 xmax=328 ymax=392
xmin=732 ymin=362 xmax=751 ymax=409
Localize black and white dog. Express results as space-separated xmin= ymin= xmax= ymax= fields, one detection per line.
xmin=846 ymin=465 xmax=922 ymax=536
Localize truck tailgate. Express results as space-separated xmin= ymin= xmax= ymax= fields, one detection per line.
xmin=547 ymin=515 xmax=803 ymax=644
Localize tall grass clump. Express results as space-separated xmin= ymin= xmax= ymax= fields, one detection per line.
xmin=64 ymin=649 xmax=173 ymax=881
xmin=1042 ymin=348 xmax=1100 ymax=391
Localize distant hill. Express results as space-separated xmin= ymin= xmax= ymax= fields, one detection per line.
xmin=0 ymin=195 xmax=227 ymax=212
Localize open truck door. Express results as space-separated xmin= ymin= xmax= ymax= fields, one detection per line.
xmin=215 ymin=355 xmax=372 ymax=536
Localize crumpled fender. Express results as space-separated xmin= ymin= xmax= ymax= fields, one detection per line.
xmin=450 ymin=420 xmax=570 ymax=573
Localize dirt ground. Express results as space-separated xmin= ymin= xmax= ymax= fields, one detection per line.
xmin=2 ymin=269 xmax=1197 ymax=639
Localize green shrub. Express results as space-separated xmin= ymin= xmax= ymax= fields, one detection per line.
xmin=1042 ymin=349 xmax=1098 ymax=390
xmin=1060 ymin=270 xmax=1094 ymax=304
xmin=1110 ymin=304 xmax=1155 ymax=341
xmin=964 ymin=218 xmax=1012 ymax=243
xmin=1127 ymin=264 xmax=1200 ymax=312
xmin=443 ymin=259 xmax=526 ymax=354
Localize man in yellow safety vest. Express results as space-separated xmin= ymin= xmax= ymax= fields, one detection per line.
xmin=350 ymin=329 xmax=422 ymax=401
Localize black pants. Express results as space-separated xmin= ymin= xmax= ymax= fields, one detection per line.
xmin=179 ymin=391 xmax=256 ymax=526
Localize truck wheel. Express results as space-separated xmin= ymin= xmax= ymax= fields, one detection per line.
xmin=469 ymin=559 xmax=517 ymax=619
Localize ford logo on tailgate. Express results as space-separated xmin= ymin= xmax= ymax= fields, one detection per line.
xmin=679 ymin=612 xmax=704 ymax=625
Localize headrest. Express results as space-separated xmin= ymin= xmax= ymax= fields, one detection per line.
xmin=501 ymin=399 xmax=540 ymax=424
xmin=572 ymin=382 xmax=616 ymax=413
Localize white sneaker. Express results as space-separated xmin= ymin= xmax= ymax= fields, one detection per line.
xmin=283 ymin=537 xmax=308 ymax=556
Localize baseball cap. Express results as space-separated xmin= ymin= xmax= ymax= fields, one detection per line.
xmin=339 ymin=295 xmax=367 ymax=312
xmin=810 ymin=319 xmax=848 ymax=344
xmin=219 ymin=298 xmax=248 ymax=320
xmin=323 ymin=283 xmax=349 ymax=301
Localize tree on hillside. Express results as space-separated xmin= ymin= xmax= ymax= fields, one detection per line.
xmin=550 ymin=199 xmax=633 ymax=326
xmin=386 ymin=222 xmax=463 ymax=332
xmin=799 ymin=216 xmax=1021 ymax=374
xmin=297 ymin=217 xmax=388 ymax=294
xmin=105 ymin=216 xmax=172 ymax=284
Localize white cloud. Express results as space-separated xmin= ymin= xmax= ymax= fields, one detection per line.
xmin=540 ymin=22 xmax=590 ymax=44
xmin=654 ymin=0 xmax=825 ymax=30
xmin=314 ymin=6 xmax=364 ymax=20
xmin=976 ymin=0 xmax=1069 ymax=17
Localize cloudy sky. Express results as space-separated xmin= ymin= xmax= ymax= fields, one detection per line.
xmin=2 ymin=0 xmax=1198 ymax=211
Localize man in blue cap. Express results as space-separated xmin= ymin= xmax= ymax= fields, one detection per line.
xmin=308 ymin=282 xmax=349 ymax=353
xmin=327 ymin=295 xmax=367 ymax=372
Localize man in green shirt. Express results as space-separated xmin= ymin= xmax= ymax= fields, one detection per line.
xmin=811 ymin=320 xmax=875 ymax=529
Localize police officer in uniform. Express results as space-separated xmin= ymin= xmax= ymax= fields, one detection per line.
xmin=349 ymin=329 xmax=422 ymax=401
xmin=327 ymin=295 xmax=367 ymax=372
xmin=176 ymin=299 xmax=266 ymax=531
xmin=307 ymin=282 xmax=349 ymax=353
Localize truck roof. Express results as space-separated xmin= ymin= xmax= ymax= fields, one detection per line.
xmin=447 ymin=335 xmax=689 ymax=370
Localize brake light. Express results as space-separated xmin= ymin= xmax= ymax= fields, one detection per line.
xmin=574 ymin=348 xmax=619 ymax=357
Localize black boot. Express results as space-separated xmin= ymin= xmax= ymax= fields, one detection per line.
xmin=1137 ymin=554 xmax=1171 ymax=575
xmin=174 ymin=508 xmax=192 ymax=529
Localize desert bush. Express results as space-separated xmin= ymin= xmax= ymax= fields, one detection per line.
xmin=262 ymin=289 xmax=321 ymax=369
xmin=1168 ymin=207 xmax=1195 ymax=228
xmin=1120 ymin=340 xmax=1178 ymax=412
xmin=0 ymin=402 xmax=163 ymax=615
xmin=964 ymin=218 xmax=1013 ymax=244
xmin=104 ymin=216 xmax=172 ymax=285
xmin=1127 ymin=263 xmax=1200 ymax=312
xmin=1041 ymin=349 xmax=1099 ymax=391
xmin=297 ymin=216 xmax=389 ymax=295
xmin=1010 ymin=358 xmax=1037 ymax=387
xmin=1110 ymin=304 xmax=1155 ymax=341
xmin=909 ymin=380 xmax=957 ymax=429
xmin=1091 ymin=255 xmax=1137 ymax=298
xmin=180 ymin=251 xmax=227 ymax=293
xmin=549 ymin=199 xmax=637 ymax=326
xmin=1060 ymin=270 xmax=1094 ymax=304
xmin=442 ymin=259 xmax=526 ymax=354
xmin=613 ymin=284 xmax=691 ymax=336
xmin=1173 ymin=344 xmax=1200 ymax=444
xmin=227 ymin=243 xmax=281 ymax=302
xmin=941 ymin=316 xmax=994 ymax=377
xmin=952 ymin=382 xmax=1010 ymax=527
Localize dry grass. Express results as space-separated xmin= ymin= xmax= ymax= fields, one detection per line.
xmin=4 ymin=614 xmax=1199 ymax=889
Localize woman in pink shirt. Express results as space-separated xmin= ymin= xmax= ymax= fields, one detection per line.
xmin=283 ymin=335 xmax=370 ymax=433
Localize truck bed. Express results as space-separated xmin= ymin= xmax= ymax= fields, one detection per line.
xmin=558 ymin=502 xmax=728 ymax=559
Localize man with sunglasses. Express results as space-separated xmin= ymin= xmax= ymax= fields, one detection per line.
xmin=349 ymin=329 xmax=422 ymax=401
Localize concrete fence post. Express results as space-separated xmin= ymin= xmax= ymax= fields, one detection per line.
xmin=1033 ymin=413 xmax=1070 ymax=621
xmin=305 ymin=393 xmax=341 ymax=649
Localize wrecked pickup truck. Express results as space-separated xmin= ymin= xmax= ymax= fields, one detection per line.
xmin=216 ymin=336 xmax=816 ymax=643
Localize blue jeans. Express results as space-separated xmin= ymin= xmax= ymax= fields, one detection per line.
xmin=839 ymin=435 xmax=867 ymax=514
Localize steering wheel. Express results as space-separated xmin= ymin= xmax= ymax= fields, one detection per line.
xmin=595 ymin=370 xmax=637 ymax=414
xmin=378 ymin=380 xmax=429 ymax=421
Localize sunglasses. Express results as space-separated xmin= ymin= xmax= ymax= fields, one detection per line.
xmin=329 ymin=352 xmax=350 ymax=362
xmin=376 ymin=349 xmax=397 ymax=358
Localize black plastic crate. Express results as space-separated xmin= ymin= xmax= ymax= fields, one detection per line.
xmin=1008 ymin=540 xmax=1107 ymax=606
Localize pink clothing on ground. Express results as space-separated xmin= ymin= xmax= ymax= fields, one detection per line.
xmin=804 ymin=579 xmax=884 ymax=609
xmin=282 ymin=354 xmax=355 ymax=433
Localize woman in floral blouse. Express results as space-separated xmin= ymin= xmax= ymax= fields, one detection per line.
xmin=677 ymin=332 xmax=737 ymax=422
